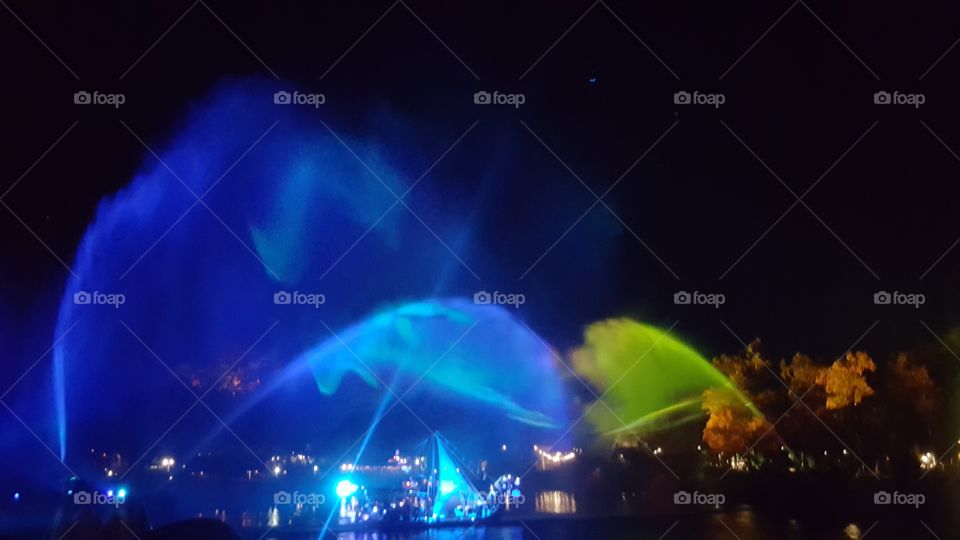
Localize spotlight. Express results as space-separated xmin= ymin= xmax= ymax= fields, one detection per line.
xmin=336 ymin=479 xmax=358 ymax=499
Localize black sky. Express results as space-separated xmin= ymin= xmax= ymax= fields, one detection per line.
xmin=3 ymin=0 xmax=960 ymax=370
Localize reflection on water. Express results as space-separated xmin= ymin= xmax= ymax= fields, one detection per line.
xmin=252 ymin=508 xmax=930 ymax=539
xmin=535 ymin=490 xmax=577 ymax=514
xmin=331 ymin=528 xmax=524 ymax=540
xmin=843 ymin=523 xmax=862 ymax=539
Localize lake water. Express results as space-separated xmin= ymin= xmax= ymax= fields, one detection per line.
xmin=255 ymin=508 xmax=945 ymax=540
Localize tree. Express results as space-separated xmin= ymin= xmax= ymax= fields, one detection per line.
xmin=779 ymin=350 xmax=877 ymax=411
xmin=880 ymin=352 xmax=938 ymax=451
xmin=887 ymin=353 xmax=936 ymax=416
xmin=818 ymin=351 xmax=876 ymax=410
xmin=711 ymin=339 xmax=768 ymax=391
xmin=780 ymin=353 xmax=824 ymax=399
xmin=701 ymin=340 xmax=774 ymax=454
xmin=701 ymin=387 xmax=768 ymax=454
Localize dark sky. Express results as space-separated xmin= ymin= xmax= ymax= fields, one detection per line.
xmin=3 ymin=0 xmax=960 ymax=372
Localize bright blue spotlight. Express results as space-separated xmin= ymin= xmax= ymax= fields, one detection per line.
xmin=335 ymin=479 xmax=358 ymax=499
xmin=117 ymin=488 xmax=127 ymax=499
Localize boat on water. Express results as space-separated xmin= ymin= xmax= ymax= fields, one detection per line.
xmin=329 ymin=432 xmax=523 ymax=531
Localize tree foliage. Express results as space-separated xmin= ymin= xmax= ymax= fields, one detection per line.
xmin=701 ymin=387 xmax=768 ymax=454
xmin=887 ymin=352 xmax=936 ymax=416
xmin=696 ymin=336 xmax=949 ymax=472
xmin=817 ymin=351 xmax=877 ymax=410
xmin=780 ymin=350 xmax=877 ymax=410
xmin=701 ymin=340 xmax=773 ymax=453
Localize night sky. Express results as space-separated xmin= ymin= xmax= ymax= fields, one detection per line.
xmin=3 ymin=1 xmax=960 ymax=464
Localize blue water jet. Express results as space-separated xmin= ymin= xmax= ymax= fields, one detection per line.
xmin=49 ymin=78 xmax=578 ymax=467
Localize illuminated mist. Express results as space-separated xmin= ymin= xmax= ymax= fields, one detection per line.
xmin=299 ymin=298 xmax=568 ymax=429
xmin=572 ymin=319 xmax=760 ymax=439
xmin=48 ymin=78 xmax=581 ymax=468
